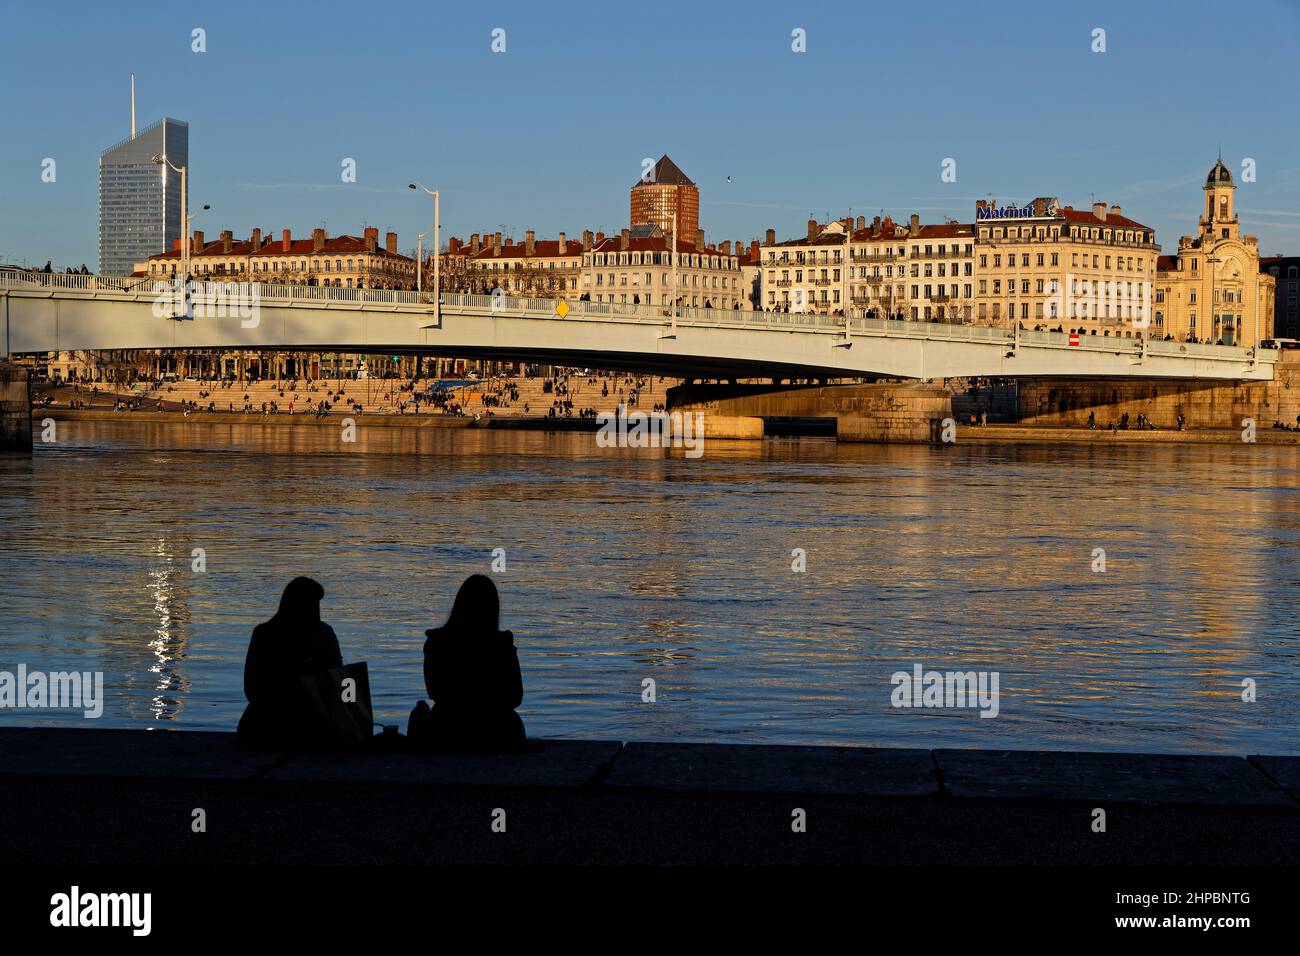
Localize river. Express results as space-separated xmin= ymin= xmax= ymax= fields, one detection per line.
xmin=1 ymin=419 xmax=1296 ymax=754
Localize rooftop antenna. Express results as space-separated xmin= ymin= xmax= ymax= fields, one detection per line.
xmin=130 ymin=73 xmax=136 ymax=139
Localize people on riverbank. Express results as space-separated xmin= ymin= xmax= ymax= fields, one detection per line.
xmin=408 ymin=574 xmax=527 ymax=753
xmin=237 ymin=577 xmax=346 ymax=751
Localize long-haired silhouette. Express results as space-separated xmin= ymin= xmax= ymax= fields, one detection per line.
xmin=237 ymin=576 xmax=343 ymax=749
xmin=409 ymin=574 xmax=527 ymax=752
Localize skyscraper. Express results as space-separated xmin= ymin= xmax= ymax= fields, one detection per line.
xmin=98 ymin=117 xmax=188 ymax=276
xmin=630 ymin=155 xmax=700 ymax=245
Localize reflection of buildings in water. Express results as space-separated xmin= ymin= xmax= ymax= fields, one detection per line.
xmin=1166 ymin=453 xmax=1269 ymax=676
xmin=632 ymin=616 xmax=694 ymax=667
xmin=123 ymin=538 xmax=193 ymax=721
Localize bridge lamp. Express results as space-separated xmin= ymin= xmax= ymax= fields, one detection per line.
xmin=416 ymin=232 xmax=430 ymax=294
xmin=152 ymin=153 xmax=190 ymax=279
xmin=409 ymin=182 xmax=440 ymax=327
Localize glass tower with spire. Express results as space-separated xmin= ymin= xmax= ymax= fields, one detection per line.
xmin=97 ymin=116 xmax=188 ymax=277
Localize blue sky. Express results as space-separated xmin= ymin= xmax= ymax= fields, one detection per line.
xmin=2 ymin=0 xmax=1298 ymax=268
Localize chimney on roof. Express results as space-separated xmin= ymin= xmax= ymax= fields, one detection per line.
xmin=493 ymin=231 xmax=502 ymax=251
xmin=749 ymin=240 xmax=760 ymax=263
xmin=448 ymin=237 xmax=462 ymax=255
xmin=557 ymin=231 xmax=566 ymax=255
xmin=385 ymin=231 xmax=398 ymax=254
xmin=312 ymin=228 xmax=326 ymax=253
xmin=1092 ymin=202 xmax=1107 ymax=221
xmin=620 ymin=228 xmax=630 ymax=251
xmin=251 ymin=228 xmax=261 ymax=251
xmin=470 ymin=233 xmax=480 ymax=254
xmin=596 ymin=231 xmax=605 ymax=243
xmin=720 ymin=240 xmax=731 ymax=255
xmin=192 ymin=229 xmax=204 ymax=251
xmin=1110 ymin=204 xmax=1122 ymax=218
xmin=221 ymin=230 xmax=233 ymax=253
xmin=856 ymin=216 xmax=865 ymax=230
xmin=364 ymin=227 xmax=378 ymax=253
xmin=525 ymin=229 xmax=535 ymax=256
xmin=694 ymin=231 xmax=705 ymax=252
xmin=582 ymin=230 xmax=592 ymax=251
xmin=807 ymin=219 xmax=818 ymax=239
xmin=909 ymin=213 xmax=920 ymax=237
xmin=765 ymin=228 xmax=776 ymax=246
xmin=281 ymin=229 xmax=291 ymax=252
xmin=872 ymin=215 xmax=881 ymax=231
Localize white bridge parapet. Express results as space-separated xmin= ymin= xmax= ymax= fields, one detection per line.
xmin=0 ymin=270 xmax=1277 ymax=381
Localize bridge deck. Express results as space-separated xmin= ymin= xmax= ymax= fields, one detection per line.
xmin=0 ymin=270 xmax=1277 ymax=381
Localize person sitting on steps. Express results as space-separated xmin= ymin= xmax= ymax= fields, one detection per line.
xmin=408 ymin=574 xmax=528 ymax=752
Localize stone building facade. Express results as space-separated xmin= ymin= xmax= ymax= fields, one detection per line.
xmin=1154 ymin=159 xmax=1275 ymax=346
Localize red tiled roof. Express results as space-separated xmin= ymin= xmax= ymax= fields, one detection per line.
xmin=470 ymin=239 xmax=582 ymax=260
xmin=588 ymin=235 xmax=733 ymax=257
xmin=1057 ymin=207 xmax=1153 ymax=232
xmin=146 ymin=233 xmax=412 ymax=262
xmin=913 ymin=223 xmax=974 ymax=240
xmin=772 ymin=220 xmax=972 ymax=246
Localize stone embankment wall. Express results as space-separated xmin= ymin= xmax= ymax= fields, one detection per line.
xmin=0 ymin=362 xmax=32 ymax=452
xmin=1018 ymin=354 xmax=1300 ymax=428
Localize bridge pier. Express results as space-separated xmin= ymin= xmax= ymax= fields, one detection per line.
xmin=667 ymin=382 xmax=953 ymax=444
xmin=1017 ymin=354 xmax=1300 ymax=428
xmin=0 ymin=361 xmax=32 ymax=453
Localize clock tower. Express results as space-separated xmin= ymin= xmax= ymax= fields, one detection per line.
xmin=1155 ymin=155 xmax=1275 ymax=346
xmin=1200 ymin=156 xmax=1239 ymax=241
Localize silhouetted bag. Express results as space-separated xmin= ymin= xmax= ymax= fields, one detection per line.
xmin=298 ymin=662 xmax=374 ymax=751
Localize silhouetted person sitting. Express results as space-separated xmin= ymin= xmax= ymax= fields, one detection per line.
xmin=237 ymin=577 xmax=344 ymax=750
xmin=408 ymin=574 xmax=527 ymax=752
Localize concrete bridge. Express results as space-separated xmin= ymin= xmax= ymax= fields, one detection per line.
xmin=0 ymin=269 xmax=1277 ymax=382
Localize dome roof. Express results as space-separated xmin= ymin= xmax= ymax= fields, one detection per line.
xmin=1206 ymin=158 xmax=1234 ymax=187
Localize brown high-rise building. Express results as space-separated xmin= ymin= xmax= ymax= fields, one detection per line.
xmin=630 ymin=154 xmax=700 ymax=244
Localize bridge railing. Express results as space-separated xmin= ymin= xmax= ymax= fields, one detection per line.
xmin=0 ymin=269 xmax=1265 ymax=363
xmin=0 ymin=269 xmax=429 ymax=306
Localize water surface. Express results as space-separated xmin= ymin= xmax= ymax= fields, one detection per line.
xmin=1 ymin=419 xmax=1296 ymax=754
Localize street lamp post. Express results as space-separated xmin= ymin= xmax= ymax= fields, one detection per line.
xmin=151 ymin=154 xmax=187 ymax=277
xmin=151 ymin=153 xmax=207 ymax=318
xmin=1205 ymin=255 xmax=1222 ymax=346
xmin=409 ymin=183 xmax=439 ymax=325
xmin=843 ymin=221 xmax=851 ymax=339
xmin=416 ymin=232 xmax=429 ymax=294
xmin=671 ymin=211 xmax=678 ymax=334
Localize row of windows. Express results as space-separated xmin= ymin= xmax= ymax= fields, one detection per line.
xmin=583 ymin=252 xmax=736 ymax=270
xmin=1155 ymin=288 xmax=1244 ymax=304
xmin=766 ymin=243 xmax=974 ymax=265
xmin=587 ymin=272 xmax=734 ymax=289
xmin=150 ymin=258 xmax=414 ymax=275
xmin=472 ymin=260 xmax=574 ymax=271
xmin=975 ymin=278 xmax=1150 ymax=297
xmin=978 ymin=225 xmax=1151 ymax=245
xmin=590 ymin=293 xmax=732 ymax=308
